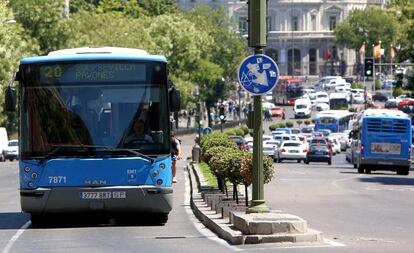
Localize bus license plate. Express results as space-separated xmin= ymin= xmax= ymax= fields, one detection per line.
xmin=81 ymin=191 xmax=126 ymax=199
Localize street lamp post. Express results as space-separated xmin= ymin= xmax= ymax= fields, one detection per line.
xmin=191 ymin=86 xmax=202 ymax=163
xmin=238 ymin=87 xmax=242 ymax=119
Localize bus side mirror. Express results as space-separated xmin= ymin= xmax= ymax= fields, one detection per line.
xmin=4 ymin=86 xmax=16 ymax=112
xmin=169 ymin=87 xmax=181 ymax=112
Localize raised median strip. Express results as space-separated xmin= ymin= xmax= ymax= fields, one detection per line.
xmin=187 ymin=162 xmax=324 ymax=245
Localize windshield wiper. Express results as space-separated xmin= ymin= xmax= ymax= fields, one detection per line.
xmin=38 ymin=145 xmax=154 ymax=164
xmin=109 ymin=148 xmax=155 ymax=164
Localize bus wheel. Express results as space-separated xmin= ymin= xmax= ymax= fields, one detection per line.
xmin=152 ymin=213 xmax=169 ymax=224
xmin=365 ymin=169 xmax=371 ymax=174
xmin=30 ymin=214 xmax=48 ymax=228
xmin=397 ymin=167 xmax=409 ymax=176
xmin=357 ymin=166 xmax=364 ymax=174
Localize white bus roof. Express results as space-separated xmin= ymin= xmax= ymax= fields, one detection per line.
xmin=316 ymin=110 xmax=354 ymax=118
xmin=362 ymin=109 xmax=409 ymax=118
xmin=48 ymin=47 xmax=149 ymax=56
xmin=329 ymin=93 xmax=348 ymax=99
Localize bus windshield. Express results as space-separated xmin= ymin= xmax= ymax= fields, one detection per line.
xmin=330 ymin=99 xmax=348 ymax=110
xmin=287 ymin=83 xmax=304 ymax=99
xmin=20 ymin=61 xmax=169 ymax=159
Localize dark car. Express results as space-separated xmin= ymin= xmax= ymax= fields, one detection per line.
xmin=372 ymin=92 xmax=391 ymax=102
xmin=305 ymin=144 xmax=332 ymax=165
xmin=310 ymin=138 xmax=327 ymax=145
xmin=228 ymin=135 xmax=248 ymax=150
xmin=384 ymin=99 xmax=399 ymax=110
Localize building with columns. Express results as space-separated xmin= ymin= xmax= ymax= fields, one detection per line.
xmin=177 ymin=0 xmax=386 ymax=78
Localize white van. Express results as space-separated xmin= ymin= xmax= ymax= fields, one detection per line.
xmin=0 ymin=127 xmax=9 ymax=161
xmin=294 ymin=98 xmax=312 ymax=118
xmin=317 ymin=76 xmax=343 ymax=90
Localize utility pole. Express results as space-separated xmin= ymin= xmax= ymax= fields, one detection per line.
xmin=246 ymin=0 xmax=270 ymax=213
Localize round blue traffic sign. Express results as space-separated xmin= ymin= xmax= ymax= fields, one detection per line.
xmin=237 ymin=54 xmax=279 ymax=95
xmin=202 ymin=127 xmax=213 ymax=135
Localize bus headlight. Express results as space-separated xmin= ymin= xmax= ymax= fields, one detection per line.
xmin=152 ymin=170 xmax=159 ymax=177
xmin=159 ymin=163 xmax=165 ymax=170
xmin=31 ymin=173 xmax=38 ymax=179
xmin=28 ymin=181 xmax=34 ymax=187
xmin=24 ymin=166 xmax=31 ymax=173
xmin=156 ymin=179 xmax=163 ymax=185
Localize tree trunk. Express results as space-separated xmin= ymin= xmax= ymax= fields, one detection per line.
xmin=245 ymin=184 xmax=249 ymax=207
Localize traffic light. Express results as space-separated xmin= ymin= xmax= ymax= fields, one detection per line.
xmin=219 ymin=106 xmax=226 ymax=123
xmin=364 ymin=58 xmax=373 ymax=77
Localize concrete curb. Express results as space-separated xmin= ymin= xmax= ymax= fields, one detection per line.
xmin=187 ymin=162 xmax=324 ymax=245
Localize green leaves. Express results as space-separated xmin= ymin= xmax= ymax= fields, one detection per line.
xmin=334 ymin=7 xmax=400 ymax=52
xmin=1 ymin=0 xmax=248 ymax=133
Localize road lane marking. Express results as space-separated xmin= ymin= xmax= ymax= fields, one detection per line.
xmin=332 ymin=175 xmax=360 ymax=188
xmin=2 ymin=221 xmax=31 ymax=253
xmin=366 ymin=186 xmax=414 ymax=192
xmin=184 ymin=167 xmax=240 ymax=251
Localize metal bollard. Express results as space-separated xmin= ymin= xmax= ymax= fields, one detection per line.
xmin=192 ymin=144 xmax=201 ymax=163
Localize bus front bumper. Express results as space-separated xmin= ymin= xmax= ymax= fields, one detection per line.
xmin=20 ymin=186 xmax=173 ymax=215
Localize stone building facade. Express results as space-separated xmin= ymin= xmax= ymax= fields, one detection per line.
xmin=177 ymin=0 xmax=386 ymax=78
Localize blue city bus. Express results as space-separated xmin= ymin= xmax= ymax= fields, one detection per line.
xmin=4 ymin=47 xmax=180 ymax=225
xmin=314 ymin=110 xmax=354 ymax=133
xmin=351 ymin=109 xmax=411 ymax=175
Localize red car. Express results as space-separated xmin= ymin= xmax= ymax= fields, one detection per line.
xmin=270 ymin=107 xmax=285 ymax=118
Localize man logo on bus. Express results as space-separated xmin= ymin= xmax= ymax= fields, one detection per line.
xmin=84 ymin=180 xmax=107 ymax=185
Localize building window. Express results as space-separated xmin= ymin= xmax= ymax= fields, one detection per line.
xmin=329 ymin=16 xmax=337 ymax=31
xmin=239 ymin=17 xmax=247 ymax=33
xmin=291 ymin=16 xmax=298 ymax=31
xmin=311 ymin=15 xmax=316 ymax=31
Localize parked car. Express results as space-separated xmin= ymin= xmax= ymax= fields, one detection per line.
xmin=270 ymin=107 xmax=285 ymax=118
xmin=315 ymin=91 xmax=330 ymax=104
xmin=351 ymin=93 xmax=365 ymax=104
xmin=0 ymin=127 xmax=8 ymax=162
xmin=305 ymin=144 xmax=332 ymax=165
xmin=372 ymin=92 xmax=391 ymax=102
xmin=290 ymin=128 xmax=302 ymax=135
xmin=316 ymin=102 xmax=330 ymax=111
xmin=330 ymin=133 xmax=349 ymax=151
xmin=276 ymin=141 xmax=307 ymax=163
xmin=263 ymin=142 xmax=278 ymax=161
xmin=3 ymin=139 xmax=18 ymax=161
xmin=384 ymin=99 xmax=399 ymax=110
xmin=228 ymin=135 xmax=248 ymax=151
xmin=381 ymin=79 xmax=397 ymax=90
xmin=328 ymin=137 xmax=341 ymax=154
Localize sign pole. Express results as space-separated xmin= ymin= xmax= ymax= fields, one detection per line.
xmin=246 ymin=0 xmax=270 ymax=213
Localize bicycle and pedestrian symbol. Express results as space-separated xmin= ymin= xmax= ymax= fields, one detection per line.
xmin=237 ymin=54 xmax=280 ymax=95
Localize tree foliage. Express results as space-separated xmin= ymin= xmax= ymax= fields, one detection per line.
xmin=9 ymin=0 xmax=70 ymax=52
xmin=334 ymin=7 xmax=400 ymax=55
xmin=0 ymin=0 xmax=40 ymax=131
xmin=1 ymin=0 xmax=248 ymax=134
xmin=389 ymin=0 xmax=414 ymax=62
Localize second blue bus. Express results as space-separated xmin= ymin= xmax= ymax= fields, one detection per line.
xmin=351 ymin=109 xmax=411 ymax=175
xmin=314 ymin=110 xmax=355 ymax=133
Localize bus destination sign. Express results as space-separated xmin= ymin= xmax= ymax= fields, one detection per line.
xmin=39 ymin=62 xmax=146 ymax=84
